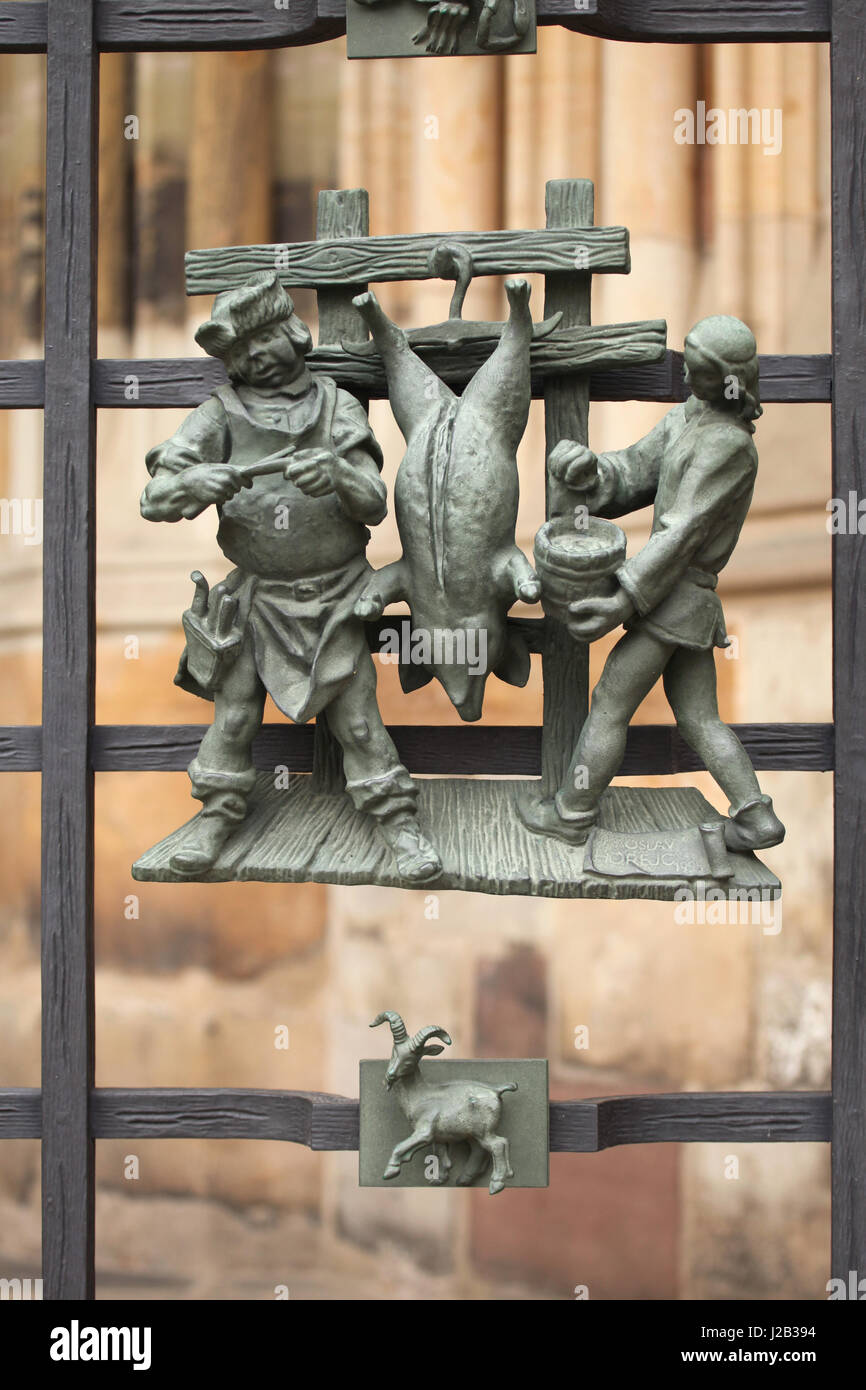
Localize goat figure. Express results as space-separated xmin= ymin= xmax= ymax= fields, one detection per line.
xmin=371 ymin=1009 xmax=517 ymax=1195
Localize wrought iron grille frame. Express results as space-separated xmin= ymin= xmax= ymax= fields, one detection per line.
xmin=0 ymin=0 xmax=859 ymax=1301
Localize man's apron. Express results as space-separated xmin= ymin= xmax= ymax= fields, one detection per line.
xmin=174 ymin=380 xmax=374 ymax=723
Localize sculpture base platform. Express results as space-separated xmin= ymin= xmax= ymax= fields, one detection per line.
xmin=132 ymin=775 xmax=780 ymax=901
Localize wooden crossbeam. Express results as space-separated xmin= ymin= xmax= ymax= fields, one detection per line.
xmin=0 ymin=1 xmax=834 ymax=55
xmin=546 ymin=0 xmax=829 ymax=43
xmin=308 ymin=319 xmax=667 ymax=391
xmin=82 ymin=721 xmax=840 ymax=775
xmin=184 ymin=225 xmax=631 ymax=295
xmin=0 ymin=721 xmax=837 ymax=776
xmin=0 ymin=351 xmax=832 ymax=409
xmin=0 ymin=1086 xmax=833 ymax=1151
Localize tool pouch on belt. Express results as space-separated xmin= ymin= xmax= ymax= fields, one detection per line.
xmin=181 ymin=570 xmax=243 ymax=695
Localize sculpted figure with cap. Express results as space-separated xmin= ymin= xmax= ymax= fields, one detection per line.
xmin=140 ymin=270 xmax=441 ymax=883
xmin=520 ymin=314 xmax=786 ymax=856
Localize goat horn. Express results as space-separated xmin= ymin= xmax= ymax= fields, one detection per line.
xmin=369 ymin=1011 xmax=408 ymax=1042
xmin=410 ymin=1025 xmax=452 ymax=1052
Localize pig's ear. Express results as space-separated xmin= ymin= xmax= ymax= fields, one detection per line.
xmin=494 ymin=629 xmax=531 ymax=688
xmin=399 ymin=661 xmax=434 ymax=694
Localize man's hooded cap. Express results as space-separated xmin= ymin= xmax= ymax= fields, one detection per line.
xmin=195 ymin=270 xmax=313 ymax=359
xmin=684 ymin=313 xmax=762 ymax=423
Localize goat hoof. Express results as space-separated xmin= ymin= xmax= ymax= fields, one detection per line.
xmin=383 ymin=1164 xmax=401 ymax=1180
xmin=489 ymin=1178 xmax=506 ymax=1195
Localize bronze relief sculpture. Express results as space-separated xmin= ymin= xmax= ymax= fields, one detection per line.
xmin=521 ymin=315 xmax=786 ymax=856
xmin=360 ymin=1011 xmax=549 ymax=1193
xmin=370 ymin=1010 xmax=517 ymax=1194
xmin=350 ymin=275 xmax=540 ymax=721
xmin=134 ymin=180 xmax=782 ymax=902
xmin=347 ymin=0 xmax=536 ymax=59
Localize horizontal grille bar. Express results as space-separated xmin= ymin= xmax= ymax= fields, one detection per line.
xmin=0 ymin=722 xmax=834 ymax=775
xmin=0 ymin=353 xmax=833 ymax=408
xmin=0 ymin=1087 xmax=832 ymax=1151
xmin=0 ymin=0 xmax=831 ymax=55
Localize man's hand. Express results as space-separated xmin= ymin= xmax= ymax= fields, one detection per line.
xmin=548 ymin=439 xmax=599 ymax=493
xmin=284 ymin=448 xmax=338 ymax=497
xmin=567 ymin=587 xmax=634 ymax=642
xmin=180 ymin=464 xmax=251 ymax=507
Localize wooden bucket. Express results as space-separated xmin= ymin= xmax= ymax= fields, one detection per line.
xmin=534 ymin=515 xmax=627 ymax=623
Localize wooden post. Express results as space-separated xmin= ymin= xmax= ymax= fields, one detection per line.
xmin=310 ymin=187 xmax=370 ymax=793
xmin=830 ymin=0 xmax=866 ymax=1281
xmin=540 ymin=179 xmax=593 ymax=797
xmin=41 ymin=0 xmax=98 ymax=1299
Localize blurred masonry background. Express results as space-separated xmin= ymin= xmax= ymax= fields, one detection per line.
xmin=0 ymin=33 xmax=832 ymax=1298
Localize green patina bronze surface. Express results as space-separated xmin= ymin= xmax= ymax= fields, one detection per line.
xmin=139 ymin=270 xmax=441 ymax=886
xmin=347 ymin=0 xmax=537 ymax=60
xmin=519 ymin=315 xmax=786 ymax=861
xmin=360 ymin=1011 xmax=549 ymax=1193
xmin=135 ymin=182 xmax=783 ymax=898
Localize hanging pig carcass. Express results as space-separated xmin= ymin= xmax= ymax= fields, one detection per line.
xmin=351 ymin=277 xmax=541 ymax=722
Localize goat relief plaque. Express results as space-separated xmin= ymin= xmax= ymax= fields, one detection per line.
xmin=360 ymin=1011 xmax=549 ymax=1193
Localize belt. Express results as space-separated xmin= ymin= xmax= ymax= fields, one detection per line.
xmin=255 ymin=557 xmax=367 ymax=603
xmin=286 ymin=576 xmax=327 ymax=601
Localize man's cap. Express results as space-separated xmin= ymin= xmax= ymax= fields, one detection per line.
xmin=684 ymin=313 xmax=762 ymax=421
xmin=684 ymin=314 xmax=757 ymax=372
xmin=195 ymin=270 xmax=300 ymax=358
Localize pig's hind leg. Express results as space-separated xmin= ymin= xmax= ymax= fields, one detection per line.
xmin=352 ymin=291 xmax=453 ymax=441
xmin=458 ymin=277 xmax=533 ymax=448
xmin=353 ymin=558 xmax=408 ymax=619
xmin=499 ymin=545 xmax=540 ymax=604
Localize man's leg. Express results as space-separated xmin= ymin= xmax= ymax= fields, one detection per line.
xmin=326 ymin=650 xmax=441 ymax=883
xmin=170 ymin=637 xmax=266 ymax=874
xmin=663 ymin=646 xmax=785 ymax=849
xmin=520 ymin=627 xmax=675 ymax=844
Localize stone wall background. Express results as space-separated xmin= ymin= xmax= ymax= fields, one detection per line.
xmin=0 ymin=32 xmax=832 ymax=1299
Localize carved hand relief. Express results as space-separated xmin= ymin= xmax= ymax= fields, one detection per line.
xmin=360 ymin=1011 xmax=549 ymax=1193
xmin=346 ymin=0 xmax=537 ymax=60
xmin=133 ymin=182 xmax=783 ymax=905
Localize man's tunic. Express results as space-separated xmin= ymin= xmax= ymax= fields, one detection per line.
xmin=146 ymin=375 xmax=383 ymax=722
xmin=586 ymin=396 xmax=758 ymax=650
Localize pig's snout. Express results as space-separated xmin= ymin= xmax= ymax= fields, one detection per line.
xmin=454 ymin=682 xmax=485 ymax=723
xmin=433 ymin=663 xmax=486 ymax=723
